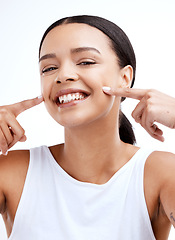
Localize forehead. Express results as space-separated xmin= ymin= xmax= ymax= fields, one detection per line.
xmin=40 ymin=23 xmax=113 ymax=56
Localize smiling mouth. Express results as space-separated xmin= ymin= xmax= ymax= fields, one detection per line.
xmin=54 ymin=89 xmax=90 ymax=107
xmin=57 ymin=92 xmax=88 ymax=104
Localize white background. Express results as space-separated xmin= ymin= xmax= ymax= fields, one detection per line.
xmin=0 ymin=0 xmax=175 ymax=239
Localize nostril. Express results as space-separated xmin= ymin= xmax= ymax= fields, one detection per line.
xmin=54 ymin=75 xmax=61 ymax=84
xmin=66 ymin=78 xmax=74 ymax=82
xmin=56 ymin=80 xmax=61 ymax=84
xmin=56 ymin=79 xmax=74 ymax=84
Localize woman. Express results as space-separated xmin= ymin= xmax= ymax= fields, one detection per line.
xmin=0 ymin=15 xmax=175 ymax=240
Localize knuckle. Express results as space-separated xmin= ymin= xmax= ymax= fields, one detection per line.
xmin=0 ymin=107 xmax=9 ymax=119
xmin=0 ymin=139 xmax=8 ymax=148
xmin=124 ymin=88 xmax=131 ymax=94
xmin=145 ymin=89 xmax=155 ymax=99
xmin=146 ymin=98 xmax=154 ymax=106
xmin=146 ymin=105 xmax=154 ymax=114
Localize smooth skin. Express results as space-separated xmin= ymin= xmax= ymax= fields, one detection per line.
xmin=0 ymin=23 xmax=175 ymax=239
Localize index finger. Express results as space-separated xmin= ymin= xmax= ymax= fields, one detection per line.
xmin=9 ymin=96 xmax=44 ymax=117
xmin=103 ymin=87 xmax=147 ymax=100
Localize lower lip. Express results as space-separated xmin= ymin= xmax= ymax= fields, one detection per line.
xmin=57 ymin=96 xmax=89 ymax=109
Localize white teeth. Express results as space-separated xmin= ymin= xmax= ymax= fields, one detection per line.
xmin=58 ymin=93 xmax=85 ymax=104
xmin=67 ymin=94 xmax=72 ymax=102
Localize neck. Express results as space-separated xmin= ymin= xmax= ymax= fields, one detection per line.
xmin=64 ymin=116 xmax=121 ymax=158
xmin=59 ymin=109 xmax=128 ymax=184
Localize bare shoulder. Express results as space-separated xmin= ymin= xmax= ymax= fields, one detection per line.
xmin=145 ymin=150 xmax=175 ymax=232
xmin=146 ymin=150 xmax=175 ymax=180
xmin=0 ymin=150 xmax=30 ymax=178
xmin=0 ymin=149 xmax=29 ymax=214
xmin=144 ymin=150 xmax=175 ymax=198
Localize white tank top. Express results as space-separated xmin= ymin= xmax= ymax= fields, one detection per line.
xmin=8 ymin=146 xmax=156 ymax=240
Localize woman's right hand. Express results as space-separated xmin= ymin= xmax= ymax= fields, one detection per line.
xmin=0 ymin=96 xmax=43 ymax=155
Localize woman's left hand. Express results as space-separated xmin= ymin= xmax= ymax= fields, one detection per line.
xmin=103 ymin=87 xmax=175 ymax=142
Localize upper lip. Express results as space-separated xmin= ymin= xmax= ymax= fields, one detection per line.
xmin=54 ymin=88 xmax=90 ymax=102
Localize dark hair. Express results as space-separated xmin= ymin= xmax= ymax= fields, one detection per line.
xmin=39 ymin=15 xmax=136 ymax=144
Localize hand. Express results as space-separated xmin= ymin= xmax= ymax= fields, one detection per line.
xmin=0 ymin=96 xmax=43 ymax=155
xmin=103 ymin=87 xmax=175 ymax=141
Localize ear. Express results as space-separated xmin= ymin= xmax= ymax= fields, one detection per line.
xmin=120 ymin=65 xmax=133 ymax=88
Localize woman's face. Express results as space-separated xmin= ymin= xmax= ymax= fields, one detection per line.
xmin=39 ymin=23 xmax=128 ymax=128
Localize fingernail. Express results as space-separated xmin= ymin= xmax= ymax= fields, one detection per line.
xmin=102 ymin=86 xmax=111 ymax=91
xmin=37 ymin=95 xmax=43 ymax=99
xmin=4 ymin=151 xmax=8 ymax=156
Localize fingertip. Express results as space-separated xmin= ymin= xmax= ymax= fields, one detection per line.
xmin=19 ymin=135 xmax=27 ymax=142
xmin=103 ymin=87 xmax=118 ymax=97
xmin=102 ymin=87 xmax=128 ymax=97
xmin=160 ymin=135 xmax=165 ymax=142
xmin=102 ymin=86 xmax=111 ymax=91
xmin=4 ymin=151 xmax=8 ymax=156
xmin=155 ymin=136 xmax=165 ymax=142
xmin=37 ymin=95 xmax=44 ymax=102
xmin=102 ymin=86 xmax=112 ymax=94
xmin=0 ymin=150 xmax=8 ymax=156
xmin=152 ymin=131 xmax=165 ymax=142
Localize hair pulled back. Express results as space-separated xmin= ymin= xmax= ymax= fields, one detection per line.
xmin=39 ymin=15 xmax=136 ymax=144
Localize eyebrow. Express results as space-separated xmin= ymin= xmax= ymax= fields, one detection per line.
xmin=71 ymin=47 xmax=101 ymax=54
xmin=39 ymin=47 xmax=101 ymax=63
xmin=39 ymin=53 xmax=56 ymax=62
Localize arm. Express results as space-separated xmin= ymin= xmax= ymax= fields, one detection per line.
xmin=0 ymin=96 xmax=43 ymax=155
xmin=147 ymin=151 xmax=175 ymax=228
xmin=142 ymin=151 xmax=175 ymax=239
xmin=158 ymin=152 xmax=175 ymax=227
xmin=0 ymin=96 xmax=43 ymax=210
xmin=0 ymin=154 xmax=10 ymax=215
xmin=103 ymin=87 xmax=175 ymax=141
xmin=0 ymin=178 xmax=5 ymax=214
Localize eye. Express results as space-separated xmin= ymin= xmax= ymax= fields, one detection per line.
xmin=78 ymin=61 xmax=96 ymax=66
xmin=42 ymin=66 xmax=58 ymax=74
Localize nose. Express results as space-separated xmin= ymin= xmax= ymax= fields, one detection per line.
xmin=54 ymin=63 xmax=79 ymax=84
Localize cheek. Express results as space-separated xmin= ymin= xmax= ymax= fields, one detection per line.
xmin=40 ymin=79 xmax=55 ymax=114
xmin=40 ymin=78 xmax=52 ymax=100
xmin=89 ymin=65 xmax=122 ymax=89
xmin=40 ymin=79 xmax=45 ymax=96
xmin=91 ymin=88 xmax=117 ymax=119
xmin=99 ymin=93 xmax=116 ymax=111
